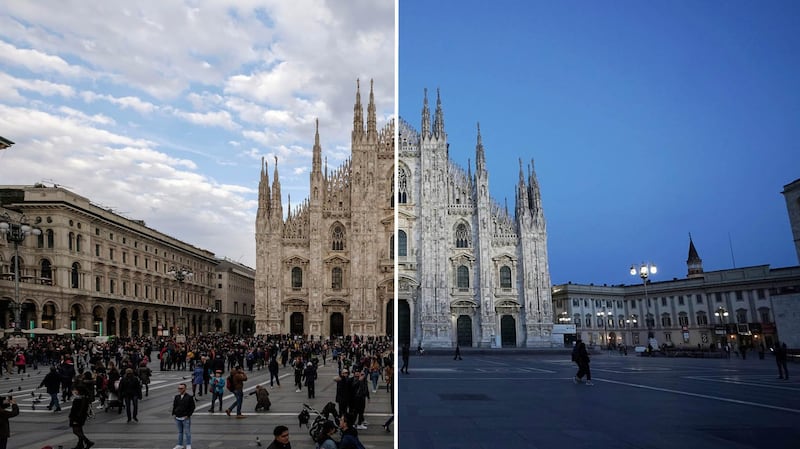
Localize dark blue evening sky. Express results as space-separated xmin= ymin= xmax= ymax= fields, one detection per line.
xmin=400 ymin=1 xmax=800 ymax=285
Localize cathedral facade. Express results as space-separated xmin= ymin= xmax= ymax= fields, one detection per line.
xmin=397 ymin=89 xmax=553 ymax=348
xmin=254 ymin=81 xmax=394 ymax=338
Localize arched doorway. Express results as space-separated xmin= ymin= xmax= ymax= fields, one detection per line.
xmin=142 ymin=311 xmax=150 ymax=336
xmin=290 ymin=312 xmax=304 ymax=335
xmin=41 ymin=302 xmax=57 ymax=330
xmin=131 ymin=310 xmax=140 ymax=337
xmin=106 ymin=308 xmax=117 ymax=336
xmin=608 ymin=331 xmax=617 ymax=347
xmin=119 ymin=309 xmax=129 ymax=337
xmin=501 ymin=315 xmax=516 ymax=347
xmin=330 ymin=312 xmax=344 ymax=337
xmin=457 ymin=315 xmax=473 ymax=347
xmin=399 ymin=300 xmax=410 ymax=346
xmin=70 ymin=304 xmax=81 ymax=330
xmin=93 ymin=306 xmax=104 ymax=336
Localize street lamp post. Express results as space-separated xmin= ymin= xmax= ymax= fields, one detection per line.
xmin=1 ymin=213 xmax=41 ymax=332
xmin=168 ymin=266 xmax=193 ymax=336
xmin=596 ymin=310 xmax=610 ymax=350
xmin=715 ymin=306 xmax=729 ymax=352
xmin=630 ymin=262 xmax=657 ymax=340
xmin=625 ymin=314 xmax=638 ymax=347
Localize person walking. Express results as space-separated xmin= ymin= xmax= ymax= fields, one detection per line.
xmin=265 ymin=425 xmax=291 ymax=449
xmin=268 ymin=356 xmax=281 ymax=388
xmin=573 ymin=341 xmax=593 ymax=386
xmin=118 ymin=368 xmax=142 ymax=423
xmin=454 ymin=344 xmax=462 ymax=360
xmin=38 ymin=366 xmax=62 ymax=412
xmin=303 ymin=362 xmax=317 ymax=399
xmin=368 ymin=357 xmax=381 ymax=392
xmin=191 ymin=363 xmax=204 ymax=397
xmin=172 ymin=383 xmax=195 ymax=449
xmin=136 ymin=361 xmax=152 ymax=397
xmin=69 ymin=387 xmax=94 ymax=449
xmin=225 ymin=365 xmax=248 ymax=418
xmin=59 ymin=358 xmax=76 ymax=402
xmin=776 ymin=342 xmax=789 ymax=380
xmin=292 ymin=357 xmax=304 ymax=393
xmin=400 ymin=344 xmax=409 ymax=374
xmin=13 ymin=352 xmax=25 ymax=374
xmin=208 ymin=370 xmax=224 ymax=413
xmin=0 ymin=396 xmax=20 ymax=449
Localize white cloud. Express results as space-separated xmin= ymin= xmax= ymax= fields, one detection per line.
xmin=0 ymin=40 xmax=83 ymax=77
xmin=171 ymin=108 xmax=240 ymax=131
xmin=0 ymin=0 xmax=394 ymax=267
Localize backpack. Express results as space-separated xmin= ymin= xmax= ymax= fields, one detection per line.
xmin=571 ymin=344 xmax=579 ymax=362
xmin=226 ymin=374 xmax=234 ymax=392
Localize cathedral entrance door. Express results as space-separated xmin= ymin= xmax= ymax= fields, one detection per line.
xmin=330 ymin=312 xmax=344 ymax=337
xmin=290 ymin=312 xmax=304 ymax=335
xmin=399 ymin=300 xmax=411 ymax=346
xmin=457 ymin=315 xmax=473 ymax=347
xmin=501 ymin=315 xmax=516 ymax=347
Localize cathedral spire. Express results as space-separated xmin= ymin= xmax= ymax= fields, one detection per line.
xmin=312 ymin=118 xmax=322 ymax=174
xmin=516 ymin=158 xmax=529 ymax=217
xmin=367 ymin=79 xmax=377 ymax=140
xmin=272 ymin=156 xmax=282 ymax=217
xmin=352 ymin=79 xmax=364 ymax=141
xmin=526 ymin=159 xmax=543 ymax=218
xmin=475 ymin=122 xmax=486 ymax=173
xmin=421 ymin=88 xmax=431 ymax=139
xmin=433 ymin=87 xmax=445 ymax=139
xmin=687 ymin=233 xmax=704 ymax=278
xmin=258 ymin=156 xmax=271 ymax=217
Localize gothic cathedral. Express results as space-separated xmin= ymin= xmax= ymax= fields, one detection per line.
xmin=254 ymin=80 xmax=394 ymax=338
xmin=397 ymin=89 xmax=553 ymax=348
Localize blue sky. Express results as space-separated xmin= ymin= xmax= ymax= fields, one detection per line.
xmin=0 ymin=0 xmax=394 ymax=267
xmin=400 ymin=0 xmax=800 ymax=285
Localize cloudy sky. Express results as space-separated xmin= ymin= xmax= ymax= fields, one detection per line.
xmin=401 ymin=1 xmax=800 ymax=285
xmin=0 ymin=0 xmax=395 ymax=267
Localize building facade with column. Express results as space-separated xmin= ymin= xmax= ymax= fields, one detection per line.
xmin=0 ymin=185 xmax=219 ymax=336
xmin=551 ymin=237 xmax=800 ymax=351
xmin=254 ymin=80 xmax=394 ymax=338
xmin=783 ymin=178 xmax=800 ymax=264
xmin=214 ymin=258 xmax=255 ymax=335
xmin=397 ymin=89 xmax=554 ymax=348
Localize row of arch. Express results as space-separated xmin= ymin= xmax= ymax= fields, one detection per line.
xmin=0 ymin=298 xmax=225 ymax=336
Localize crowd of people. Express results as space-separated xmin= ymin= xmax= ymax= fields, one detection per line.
xmin=2 ymin=332 xmax=392 ymax=449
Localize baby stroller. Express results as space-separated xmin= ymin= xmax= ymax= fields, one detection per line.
xmin=105 ymin=379 xmax=123 ymax=414
xmin=303 ymin=402 xmax=340 ymax=442
xmin=105 ymin=390 xmax=123 ymax=413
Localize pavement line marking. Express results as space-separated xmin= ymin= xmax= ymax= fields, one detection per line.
xmin=684 ymin=376 xmax=800 ymax=390
xmin=470 ymin=358 xmax=509 ymax=366
xmin=399 ymin=376 xmax=566 ymax=380
xmin=408 ymin=368 xmax=457 ymax=372
xmin=596 ymin=378 xmax=800 ymax=414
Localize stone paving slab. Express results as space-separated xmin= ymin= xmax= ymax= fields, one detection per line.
xmin=398 ymin=352 xmax=799 ymax=449
xmin=4 ymin=357 xmax=393 ymax=449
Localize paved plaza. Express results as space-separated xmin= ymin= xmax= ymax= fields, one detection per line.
xmin=398 ymin=350 xmax=799 ymax=449
xmin=2 ymin=358 xmax=393 ymax=449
